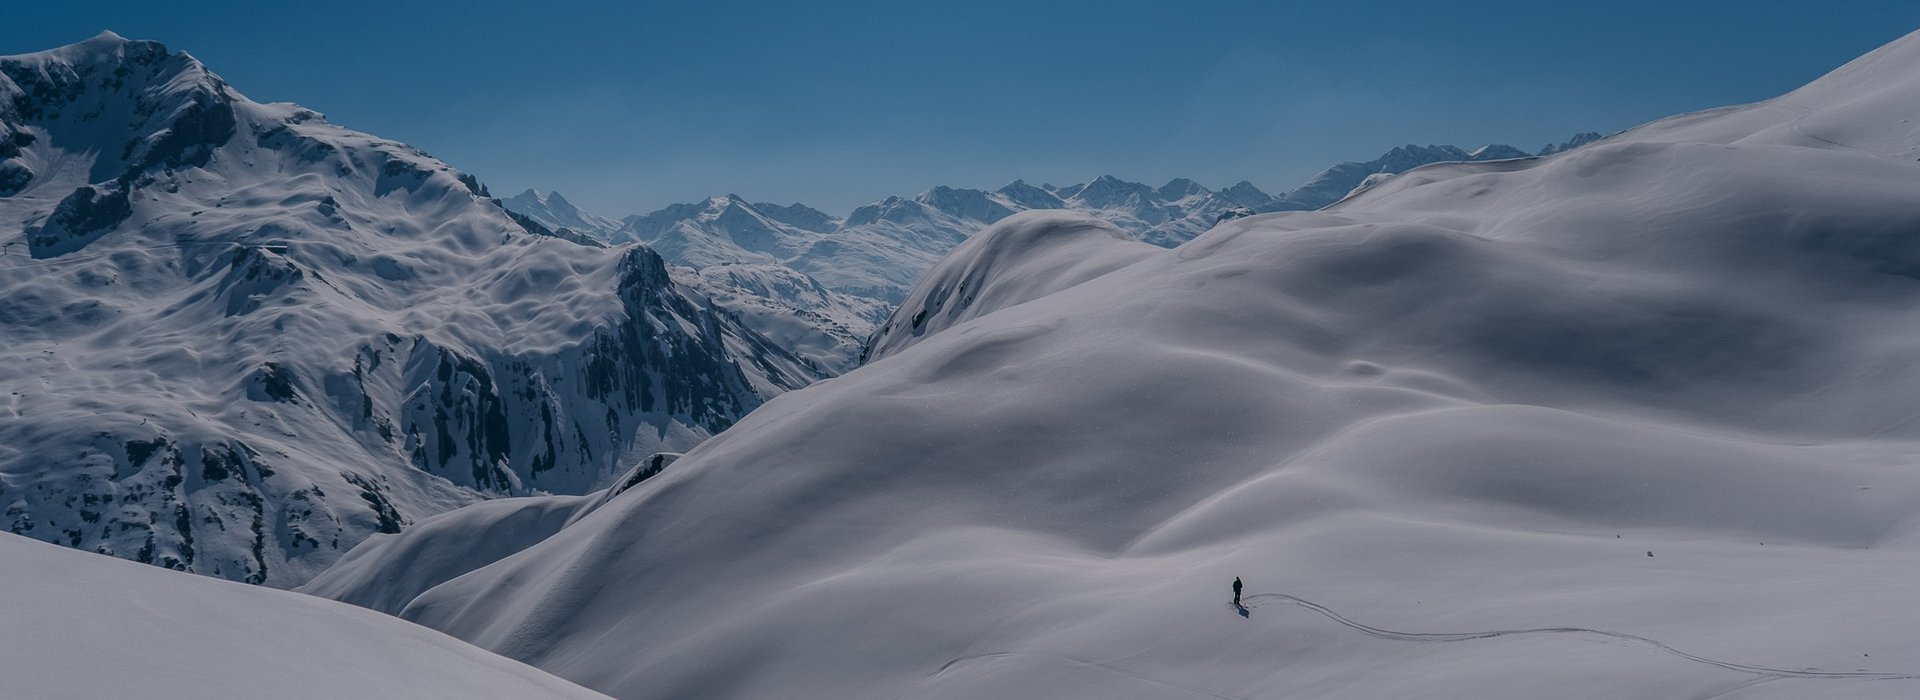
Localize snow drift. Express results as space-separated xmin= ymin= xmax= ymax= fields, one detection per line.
xmin=0 ymin=531 xmax=606 ymax=699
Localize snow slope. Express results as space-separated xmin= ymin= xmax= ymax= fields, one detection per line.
xmin=329 ymin=27 xmax=1920 ymax=700
xmin=0 ymin=531 xmax=607 ymax=700
xmin=0 ymin=33 xmax=819 ymax=585
xmin=300 ymin=451 xmax=680 ymax=615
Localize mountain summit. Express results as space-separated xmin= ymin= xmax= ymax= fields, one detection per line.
xmin=0 ymin=35 xmax=817 ymax=585
xmin=501 ymin=190 xmax=623 ymax=240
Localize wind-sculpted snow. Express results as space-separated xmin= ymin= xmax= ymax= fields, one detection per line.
xmin=862 ymin=211 xmax=1156 ymax=362
xmin=337 ymin=28 xmax=1920 ymax=700
xmin=0 ymin=33 xmax=819 ymax=585
xmin=0 ymin=532 xmax=608 ymax=699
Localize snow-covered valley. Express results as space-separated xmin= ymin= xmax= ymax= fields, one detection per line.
xmin=7 ymin=18 xmax=1920 ymax=700
xmin=318 ymin=27 xmax=1920 ymax=700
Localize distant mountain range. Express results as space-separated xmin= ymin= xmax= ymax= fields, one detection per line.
xmin=512 ymin=133 xmax=1606 ymax=264
xmin=506 ymin=133 xmax=1603 ymax=370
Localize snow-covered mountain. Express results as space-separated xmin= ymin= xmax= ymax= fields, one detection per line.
xmin=0 ymin=33 xmax=820 ymax=585
xmin=1270 ymin=133 xmax=1607 ymax=213
xmin=521 ymin=136 xmax=1595 ymax=309
xmin=330 ymin=28 xmax=1920 ymax=700
xmin=501 ymin=189 xmax=623 ymax=241
xmin=576 ymin=178 xmax=1270 ymax=303
xmin=0 ymin=531 xmax=608 ymax=699
xmin=674 ymin=263 xmax=890 ymax=373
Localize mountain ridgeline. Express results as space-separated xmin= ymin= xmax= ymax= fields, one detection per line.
xmin=506 ymin=135 xmax=1600 ymax=371
xmin=0 ymin=33 xmax=818 ymax=585
xmin=507 ymin=134 xmax=1604 ymax=304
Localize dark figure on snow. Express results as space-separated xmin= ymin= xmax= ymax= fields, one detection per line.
xmin=1232 ymin=577 xmax=1243 ymax=605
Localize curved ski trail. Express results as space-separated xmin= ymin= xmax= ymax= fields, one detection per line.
xmin=1244 ymin=592 xmax=1920 ymax=682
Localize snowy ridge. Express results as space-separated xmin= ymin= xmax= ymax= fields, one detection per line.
xmin=0 ymin=531 xmax=607 ymax=699
xmin=1271 ymin=141 xmax=1538 ymax=211
xmin=517 ymin=134 xmax=1598 ymax=319
xmin=0 ymin=33 xmax=820 ymax=585
xmin=334 ymin=28 xmax=1920 ymax=700
xmin=861 ymin=211 xmax=1155 ymax=361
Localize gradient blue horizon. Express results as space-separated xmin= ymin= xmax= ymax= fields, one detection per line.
xmin=6 ymin=2 xmax=1917 ymax=215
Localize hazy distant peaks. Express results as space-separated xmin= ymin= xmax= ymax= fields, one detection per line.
xmin=996 ymin=179 xmax=1065 ymax=210
xmin=752 ymin=201 xmax=839 ymax=233
xmin=1156 ymin=177 xmax=1208 ymax=200
xmin=1539 ymin=131 xmax=1605 ymax=156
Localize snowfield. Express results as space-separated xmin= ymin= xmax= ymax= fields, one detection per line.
xmin=310 ymin=28 xmax=1920 ymax=700
xmin=0 ymin=531 xmax=607 ymax=700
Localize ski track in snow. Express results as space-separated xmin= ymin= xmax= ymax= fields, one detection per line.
xmin=1242 ymin=592 xmax=1920 ymax=683
xmin=936 ymin=592 xmax=1920 ymax=700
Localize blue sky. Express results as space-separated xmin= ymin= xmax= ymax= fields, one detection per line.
xmin=6 ymin=2 xmax=1918 ymax=214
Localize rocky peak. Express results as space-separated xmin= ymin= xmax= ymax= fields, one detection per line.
xmin=1156 ymin=177 xmax=1209 ymax=200
xmin=1068 ymin=175 xmax=1155 ymax=209
xmin=1219 ymin=180 xmax=1276 ymax=209
xmin=752 ymin=201 xmax=839 ymax=233
xmin=917 ymin=185 xmax=1014 ymax=224
xmin=996 ymin=179 xmax=1065 ymax=210
xmin=1468 ymin=144 xmax=1530 ymax=160
xmin=1539 ymin=131 xmax=1606 ymax=156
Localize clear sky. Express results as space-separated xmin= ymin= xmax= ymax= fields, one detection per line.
xmin=6 ymin=2 xmax=1918 ymax=215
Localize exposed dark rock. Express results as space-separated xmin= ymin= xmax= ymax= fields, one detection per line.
xmin=0 ymin=159 xmax=31 ymax=196
xmin=125 ymin=91 xmax=235 ymax=178
xmin=1214 ymin=206 xmax=1256 ymax=224
xmin=253 ymin=362 xmax=301 ymax=403
xmin=342 ymin=472 xmax=404 ymax=535
xmin=28 ymin=183 xmax=133 ymax=258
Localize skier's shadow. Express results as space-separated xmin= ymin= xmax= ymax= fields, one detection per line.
xmin=1229 ymin=602 xmax=1250 ymax=618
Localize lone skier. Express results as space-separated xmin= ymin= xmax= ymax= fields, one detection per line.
xmin=1232 ymin=576 xmax=1243 ymax=606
